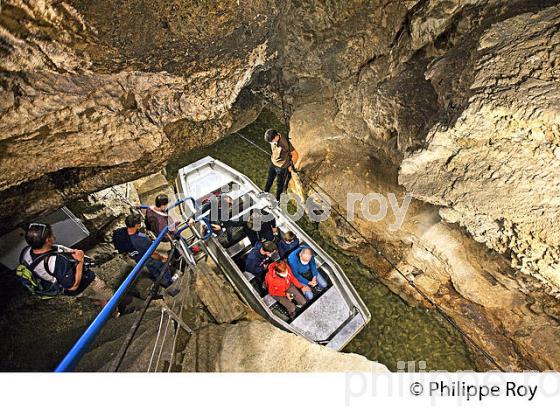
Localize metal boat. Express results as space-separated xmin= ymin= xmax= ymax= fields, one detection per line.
xmin=175 ymin=156 xmax=370 ymax=350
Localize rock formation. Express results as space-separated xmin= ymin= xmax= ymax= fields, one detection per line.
xmin=182 ymin=320 xmax=387 ymax=372
xmin=1 ymin=0 xmax=560 ymax=370
xmin=0 ymin=0 xmax=274 ymax=231
xmin=399 ymin=6 xmax=560 ymax=293
xmin=281 ymin=1 xmax=560 ymax=370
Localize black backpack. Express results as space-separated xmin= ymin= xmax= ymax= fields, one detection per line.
xmin=112 ymin=227 xmax=136 ymax=254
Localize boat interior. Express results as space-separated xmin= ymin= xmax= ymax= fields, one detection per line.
xmin=177 ymin=157 xmax=365 ymax=347
xmin=194 ymin=179 xmax=333 ymax=322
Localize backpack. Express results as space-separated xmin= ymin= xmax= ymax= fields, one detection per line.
xmin=16 ymin=249 xmax=62 ymax=299
xmin=144 ymin=208 xmax=155 ymax=234
xmin=112 ymin=227 xmax=136 ymax=254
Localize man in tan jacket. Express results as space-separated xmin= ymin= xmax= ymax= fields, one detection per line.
xmin=263 ymin=129 xmax=299 ymax=201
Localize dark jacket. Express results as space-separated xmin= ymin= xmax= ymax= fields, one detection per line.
xmin=278 ymin=238 xmax=300 ymax=259
xmin=244 ymin=242 xmax=270 ymax=280
xmin=245 ymin=218 xmax=276 ymax=245
xmin=220 ymin=212 xmax=276 ymax=246
xmin=128 ymin=232 xmax=154 ymax=263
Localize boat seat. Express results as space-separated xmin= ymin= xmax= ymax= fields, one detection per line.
xmin=242 ymin=271 xmax=256 ymax=282
xmin=227 ymin=237 xmax=252 ymax=258
xmin=262 ymin=294 xmax=277 ymax=308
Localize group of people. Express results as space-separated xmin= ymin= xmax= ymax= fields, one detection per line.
xmin=247 ymin=128 xmax=327 ymax=319
xmin=16 ymin=127 xmax=302 ymax=310
xmin=112 ymin=194 xmax=181 ymax=295
xmin=245 ymin=230 xmax=328 ymax=319
xmin=17 ymin=193 xmax=180 ymax=304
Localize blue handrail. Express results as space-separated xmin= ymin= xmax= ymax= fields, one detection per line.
xmin=175 ymin=217 xmax=213 ymax=240
xmin=55 ymin=227 xmax=169 ymax=372
xmin=166 ymin=196 xmax=196 ymax=212
xmin=56 ymin=196 xmax=209 ymax=371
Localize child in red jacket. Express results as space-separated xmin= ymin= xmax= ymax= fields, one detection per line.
xmin=265 ymin=261 xmax=309 ymax=318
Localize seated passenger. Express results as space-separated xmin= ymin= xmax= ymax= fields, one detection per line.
xmin=125 ymin=214 xmax=178 ymax=289
xmin=287 ymin=245 xmax=328 ymax=300
xmin=18 ymin=223 xmax=112 ymax=302
xmin=265 ymin=261 xmax=309 ymax=319
xmin=244 ymin=210 xmax=277 ymax=245
xmin=278 ymin=231 xmax=300 ymax=259
xmin=218 ymin=209 xmax=277 ymax=246
xmin=244 ymin=240 xmax=278 ymax=282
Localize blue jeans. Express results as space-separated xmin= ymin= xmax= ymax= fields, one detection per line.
xmin=145 ymin=258 xmax=173 ymax=288
xmin=264 ymin=164 xmax=289 ymax=201
xmin=302 ymin=273 xmax=328 ymax=300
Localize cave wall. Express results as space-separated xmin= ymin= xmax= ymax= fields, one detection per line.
xmin=279 ymin=0 xmax=560 ymax=294
xmin=0 ymin=0 xmax=277 ymax=231
xmin=277 ymin=0 xmax=560 ymax=369
xmin=1 ymin=0 xmax=560 ymax=369
xmin=399 ymin=6 xmax=560 ymax=293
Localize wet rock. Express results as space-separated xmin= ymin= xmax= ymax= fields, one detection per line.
xmin=182 ymin=321 xmax=388 ymax=372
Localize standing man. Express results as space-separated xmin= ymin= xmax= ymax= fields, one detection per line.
xmin=125 ymin=214 xmax=178 ymax=291
xmin=263 ymin=129 xmax=299 ymax=201
xmin=145 ymin=193 xmax=173 ymax=242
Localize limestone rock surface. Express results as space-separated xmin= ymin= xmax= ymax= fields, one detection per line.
xmin=182 ymin=320 xmax=389 ymax=372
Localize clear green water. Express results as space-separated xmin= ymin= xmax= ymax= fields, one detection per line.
xmin=167 ymin=110 xmax=477 ymax=371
